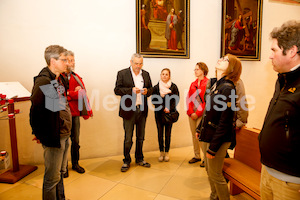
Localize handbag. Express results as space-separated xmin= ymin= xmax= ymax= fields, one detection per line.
xmin=162 ymin=110 xmax=179 ymax=124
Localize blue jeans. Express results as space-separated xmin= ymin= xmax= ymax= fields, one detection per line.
xmin=123 ymin=109 xmax=146 ymax=164
xmin=71 ymin=116 xmax=80 ymax=165
xmin=43 ymin=135 xmax=70 ymax=200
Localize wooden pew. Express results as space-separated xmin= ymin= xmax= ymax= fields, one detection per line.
xmin=223 ymin=127 xmax=261 ymax=200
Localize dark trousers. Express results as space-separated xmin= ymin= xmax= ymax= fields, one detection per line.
xmin=123 ymin=108 xmax=146 ymax=164
xmin=155 ymin=114 xmax=173 ymax=152
xmin=71 ymin=116 xmax=80 ymax=165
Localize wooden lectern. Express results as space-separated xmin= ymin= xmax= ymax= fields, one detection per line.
xmin=0 ymin=83 xmax=38 ymax=184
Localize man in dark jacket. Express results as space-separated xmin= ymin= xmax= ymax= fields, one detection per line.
xmin=30 ymin=45 xmax=71 ymax=200
xmin=259 ymin=20 xmax=300 ymax=199
xmin=114 ymin=53 xmax=152 ymax=172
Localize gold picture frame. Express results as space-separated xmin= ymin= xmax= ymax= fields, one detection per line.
xmin=136 ymin=0 xmax=190 ymax=58
xmin=221 ymin=0 xmax=263 ymax=60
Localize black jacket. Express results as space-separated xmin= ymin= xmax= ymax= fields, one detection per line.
xmin=151 ymin=82 xmax=180 ymax=117
xmin=114 ymin=67 xmax=152 ymax=120
xmin=29 ymin=67 xmax=69 ymax=147
xmin=197 ymin=77 xmax=236 ymax=155
xmin=259 ymin=66 xmax=300 ymax=177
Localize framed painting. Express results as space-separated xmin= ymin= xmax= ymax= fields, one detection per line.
xmin=136 ymin=0 xmax=190 ymax=58
xmin=221 ymin=0 xmax=263 ymax=60
xmin=270 ymin=0 xmax=300 ymax=4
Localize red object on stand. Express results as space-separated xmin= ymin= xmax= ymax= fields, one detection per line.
xmin=0 ymin=97 xmax=37 ymax=184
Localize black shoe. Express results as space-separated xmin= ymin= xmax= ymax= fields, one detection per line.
xmin=121 ymin=163 xmax=130 ymax=172
xmin=188 ymin=157 xmax=201 ymax=164
xmin=136 ymin=161 xmax=151 ymax=168
xmin=63 ymin=168 xmax=69 ymax=178
xmin=72 ymin=164 xmax=85 ymax=174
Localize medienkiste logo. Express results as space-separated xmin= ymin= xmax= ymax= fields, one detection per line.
xmin=39 ymin=80 xmax=66 ymax=112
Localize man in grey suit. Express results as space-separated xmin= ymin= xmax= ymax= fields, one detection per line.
xmin=114 ymin=53 xmax=153 ymax=172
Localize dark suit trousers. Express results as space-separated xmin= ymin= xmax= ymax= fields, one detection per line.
xmin=123 ymin=107 xmax=146 ymax=164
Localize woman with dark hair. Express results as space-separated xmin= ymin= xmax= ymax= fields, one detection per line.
xmin=196 ymin=54 xmax=242 ymax=200
xmin=151 ymin=68 xmax=179 ymax=162
xmin=186 ymin=62 xmax=209 ymax=167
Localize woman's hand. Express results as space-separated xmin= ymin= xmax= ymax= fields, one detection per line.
xmin=164 ymin=108 xmax=170 ymax=113
xmin=191 ymin=113 xmax=198 ymax=120
xmin=206 ymin=152 xmax=215 ymax=159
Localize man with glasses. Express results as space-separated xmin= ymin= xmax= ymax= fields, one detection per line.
xmin=114 ymin=53 xmax=153 ymax=172
xmin=63 ymin=50 xmax=93 ymax=177
xmin=30 ymin=45 xmax=71 ymax=200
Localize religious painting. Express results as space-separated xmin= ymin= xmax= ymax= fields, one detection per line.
xmin=270 ymin=0 xmax=300 ymax=4
xmin=221 ymin=0 xmax=263 ymax=60
xmin=136 ymin=0 xmax=190 ymax=58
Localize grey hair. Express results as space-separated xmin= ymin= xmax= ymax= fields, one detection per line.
xmin=64 ymin=50 xmax=74 ymax=57
xmin=44 ymin=45 xmax=67 ymax=66
xmin=131 ymin=53 xmax=143 ymax=61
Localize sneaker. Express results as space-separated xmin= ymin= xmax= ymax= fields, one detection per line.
xmin=158 ymin=152 xmax=164 ymax=162
xmin=136 ymin=160 xmax=151 ymax=168
xmin=200 ymin=161 xmax=205 ymax=168
xmin=188 ymin=157 xmax=201 ymax=164
xmin=72 ymin=164 xmax=85 ymax=174
xmin=164 ymin=152 xmax=169 ymax=162
xmin=121 ymin=163 xmax=130 ymax=172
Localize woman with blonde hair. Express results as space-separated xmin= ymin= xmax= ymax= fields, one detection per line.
xmin=151 ymin=68 xmax=179 ymax=162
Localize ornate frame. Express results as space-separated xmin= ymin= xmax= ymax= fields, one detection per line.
xmin=221 ymin=0 xmax=263 ymax=60
xmin=136 ymin=0 xmax=190 ymax=58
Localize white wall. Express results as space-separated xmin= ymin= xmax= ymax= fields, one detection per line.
xmin=0 ymin=0 xmax=300 ymax=164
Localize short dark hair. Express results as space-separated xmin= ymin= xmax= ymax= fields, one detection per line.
xmin=196 ymin=62 xmax=209 ymax=76
xmin=44 ymin=45 xmax=67 ymax=66
xmin=270 ymin=20 xmax=300 ymax=55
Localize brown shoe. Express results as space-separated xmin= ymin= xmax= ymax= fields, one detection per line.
xmin=200 ymin=161 xmax=205 ymax=168
xmin=188 ymin=157 xmax=201 ymax=164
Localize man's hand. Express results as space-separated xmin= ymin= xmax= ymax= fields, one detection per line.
xmin=75 ymin=86 xmax=82 ymax=92
xmin=141 ymin=88 xmax=148 ymax=95
xmin=132 ymin=87 xmax=141 ymax=94
xmin=32 ymin=136 xmax=41 ymax=144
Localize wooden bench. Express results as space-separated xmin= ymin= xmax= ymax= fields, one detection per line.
xmin=222 ymin=127 xmax=261 ymax=200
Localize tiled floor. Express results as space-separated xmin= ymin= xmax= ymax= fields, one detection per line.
xmin=0 ymin=146 xmax=253 ymax=200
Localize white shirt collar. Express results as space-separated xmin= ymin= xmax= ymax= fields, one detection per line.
xmin=290 ymin=64 xmax=300 ymax=71
xmin=130 ymin=66 xmax=142 ymax=76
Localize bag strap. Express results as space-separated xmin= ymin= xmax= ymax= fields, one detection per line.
xmin=72 ymin=72 xmax=85 ymax=89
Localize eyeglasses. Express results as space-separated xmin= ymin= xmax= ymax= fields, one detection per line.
xmin=219 ymin=57 xmax=229 ymax=62
xmin=58 ymin=58 xmax=68 ymax=63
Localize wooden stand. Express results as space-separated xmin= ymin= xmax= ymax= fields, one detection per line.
xmin=0 ymin=98 xmax=37 ymax=184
